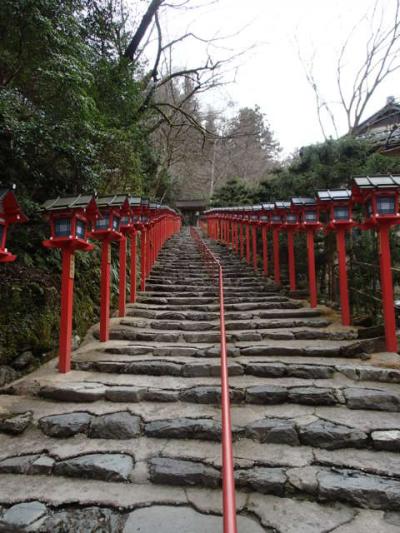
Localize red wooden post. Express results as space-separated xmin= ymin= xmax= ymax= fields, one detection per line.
xmin=235 ymin=222 xmax=239 ymax=253
xmin=262 ymin=225 xmax=268 ymax=276
xmin=273 ymin=228 xmax=280 ymax=284
xmin=118 ymin=235 xmax=127 ymax=317
xmin=287 ymin=230 xmax=296 ymax=291
xmin=240 ymin=223 xmax=244 ymax=259
xmin=252 ymin=224 xmax=257 ymax=271
xmin=378 ymin=225 xmax=398 ymax=352
xmin=306 ymin=230 xmax=318 ymax=308
xmin=100 ymin=239 xmax=111 ymax=342
xmin=59 ymin=248 xmax=75 ymax=373
xmin=245 ymin=223 xmax=251 ymax=264
xmin=141 ymin=228 xmax=147 ymax=291
xmin=130 ymin=231 xmax=137 ymax=303
xmin=336 ymin=228 xmax=350 ymax=326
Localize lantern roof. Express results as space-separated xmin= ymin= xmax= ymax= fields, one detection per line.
xmin=129 ymin=196 xmax=142 ymax=206
xmin=262 ymin=203 xmax=275 ymax=210
xmin=42 ymin=194 xmax=96 ymax=212
xmin=291 ymin=197 xmax=317 ymax=206
xmin=353 ymin=175 xmax=400 ymax=189
xmin=141 ymin=197 xmax=150 ymax=207
xmin=275 ymin=201 xmax=291 ymax=209
xmin=0 ymin=185 xmax=27 ymax=223
xmin=96 ymin=194 xmax=128 ymax=208
xmin=317 ymin=189 xmax=352 ymax=202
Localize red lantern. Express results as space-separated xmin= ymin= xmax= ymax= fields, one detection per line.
xmin=89 ymin=195 xmax=125 ymax=343
xmin=275 ymin=201 xmax=297 ymax=291
xmin=317 ymin=189 xmax=353 ymax=326
xmin=0 ymin=185 xmax=28 ymax=263
xmin=291 ymin=197 xmax=321 ymax=308
xmin=352 ymin=175 xmax=400 ymax=352
xmin=42 ymin=194 xmax=98 ymax=373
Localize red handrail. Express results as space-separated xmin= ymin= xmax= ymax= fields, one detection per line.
xmin=190 ymin=227 xmax=238 ymax=533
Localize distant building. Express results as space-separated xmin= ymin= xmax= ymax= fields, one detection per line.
xmin=353 ymin=96 xmax=400 ymax=156
xmin=175 ymin=199 xmax=207 ymax=226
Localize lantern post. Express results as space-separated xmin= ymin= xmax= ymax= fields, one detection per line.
xmin=0 ymin=185 xmax=28 ymax=263
xmin=270 ymin=205 xmax=284 ymax=285
xmin=42 ymin=194 xmax=98 ymax=372
xmin=89 ymin=195 xmax=124 ymax=342
xmin=239 ymin=211 xmax=245 ymax=259
xmin=118 ymin=196 xmax=142 ymax=316
xmin=278 ymin=202 xmax=299 ymax=292
xmin=128 ymin=196 xmax=142 ymax=304
xmin=244 ymin=208 xmax=251 ymax=265
xmin=292 ymin=197 xmax=321 ymax=308
xmin=352 ymin=175 xmax=400 ymax=352
xmin=317 ymin=189 xmax=354 ymax=326
xmin=249 ymin=206 xmax=261 ymax=271
xmin=260 ymin=203 xmax=274 ymax=277
xmin=139 ymin=198 xmax=150 ymax=292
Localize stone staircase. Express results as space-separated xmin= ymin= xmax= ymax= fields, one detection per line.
xmin=1 ymin=229 xmax=400 ymax=531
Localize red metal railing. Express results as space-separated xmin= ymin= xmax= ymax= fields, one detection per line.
xmin=190 ymin=227 xmax=238 ymax=533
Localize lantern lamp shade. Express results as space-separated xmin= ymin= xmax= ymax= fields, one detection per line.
xmin=304 ymin=210 xmax=318 ymax=222
xmin=333 ymin=206 xmax=350 ymax=220
xmin=112 ymin=216 xmax=120 ymax=230
xmin=376 ymin=195 xmax=396 ymax=215
xmin=286 ymin=213 xmax=298 ymax=223
xmin=271 ymin=214 xmax=282 ymax=223
xmin=76 ymin=219 xmax=86 ymax=238
xmin=95 ymin=215 xmax=110 ymax=230
xmin=55 ymin=218 xmax=72 ymax=237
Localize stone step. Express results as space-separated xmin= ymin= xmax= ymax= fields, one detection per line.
xmin=123 ymin=317 xmax=332 ymax=331
xmin=129 ymin=302 xmax=311 ymax=313
xmin=136 ymin=295 xmax=285 ymax=306
xmin=1 ymin=228 xmax=399 ymax=525
xmin=108 ymin=324 xmax=357 ymax=344
xmin=73 ymin=358 xmax=344 ymax=380
xmin=1 ymin=441 xmax=400 ymax=512
xmin=0 ymin=498 xmax=264 ymax=532
xmin=27 ymin=377 xmax=400 ymax=412
xmin=100 ymin=337 xmax=368 ymax=357
xmin=147 ymin=276 xmax=271 ymax=285
xmin=127 ymin=309 xmax=321 ymax=323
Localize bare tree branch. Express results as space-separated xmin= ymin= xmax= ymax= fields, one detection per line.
xmin=124 ymin=0 xmax=164 ymax=60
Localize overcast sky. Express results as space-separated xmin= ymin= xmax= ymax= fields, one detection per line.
xmin=157 ymin=0 xmax=400 ymax=156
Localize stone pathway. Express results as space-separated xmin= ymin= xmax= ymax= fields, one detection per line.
xmin=1 ymin=229 xmax=400 ymax=531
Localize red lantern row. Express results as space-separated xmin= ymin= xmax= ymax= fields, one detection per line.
xmin=41 ymin=194 xmax=181 ymax=373
xmin=203 ymin=175 xmax=400 ymax=353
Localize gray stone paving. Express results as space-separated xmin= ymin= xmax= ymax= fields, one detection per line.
xmin=1 ymin=229 xmax=400 ymax=531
